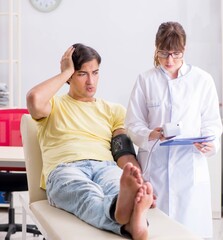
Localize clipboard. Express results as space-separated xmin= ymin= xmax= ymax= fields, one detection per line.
xmin=160 ymin=135 xmax=215 ymax=146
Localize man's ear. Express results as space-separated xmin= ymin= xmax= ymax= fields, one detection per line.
xmin=66 ymin=75 xmax=73 ymax=85
xmin=66 ymin=77 xmax=71 ymax=85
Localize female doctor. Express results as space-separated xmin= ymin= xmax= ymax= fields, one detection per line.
xmin=125 ymin=21 xmax=222 ymax=239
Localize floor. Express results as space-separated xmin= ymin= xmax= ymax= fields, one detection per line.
xmin=0 ymin=192 xmax=43 ymax=240
xmin=0 ymin=192 xmax=222 ymax=240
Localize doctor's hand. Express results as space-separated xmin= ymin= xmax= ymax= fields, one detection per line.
xmin=194 ymin=141 xmax=214 ymax=154
xmin=60 ymin=46 xmax=75 ymax=78
xmin=149 ymin=127 xmax=165 ymax=141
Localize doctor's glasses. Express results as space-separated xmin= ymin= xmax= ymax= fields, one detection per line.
xmin=157 ymin=50 xmax=183 ymax=59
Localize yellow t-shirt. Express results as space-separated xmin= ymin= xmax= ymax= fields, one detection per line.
xmin=36 ymin=94 xmax=126 ymax=189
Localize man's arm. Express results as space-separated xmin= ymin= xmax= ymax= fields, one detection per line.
xmin=26 ymin=46 xmax=75 ymax=120
xmin=112 ymin=129 xmax=141 ymax=171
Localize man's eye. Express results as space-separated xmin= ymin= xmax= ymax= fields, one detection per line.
xmin=78 ymin=73 xmax=86 ymax=76
xmin=93 ymin=71 xmax=99 ymax=75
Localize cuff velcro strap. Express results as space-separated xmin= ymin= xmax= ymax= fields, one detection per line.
xmin=111 ymin=134 xmax=136 ymax=162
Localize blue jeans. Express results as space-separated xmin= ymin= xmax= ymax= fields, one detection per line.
xmin=46 ymin=160 xmax=123 ymax=235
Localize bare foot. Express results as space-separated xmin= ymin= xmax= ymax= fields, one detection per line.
xmin=125 ymin=182 xmax=153 ymax=240
xmin=150 ymin=194 xmax=157 ymax=208
xmin=115 ymin=162 xmax=143 ymax=225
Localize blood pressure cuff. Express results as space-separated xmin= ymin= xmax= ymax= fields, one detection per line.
xmin=111 ymin=134 xmax=136 ymax=162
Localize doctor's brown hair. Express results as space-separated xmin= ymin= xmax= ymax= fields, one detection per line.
xmin=154 ymin=22 xmax=186 ymax=67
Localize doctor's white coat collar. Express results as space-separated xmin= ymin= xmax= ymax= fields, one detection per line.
xmin=159 ymin=62 xmax=190 ymax=80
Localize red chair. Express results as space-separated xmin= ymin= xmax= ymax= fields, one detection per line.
xmin=0 ymin=109 xmax=28 ymax=147
xmin=0 ymin=109 xmax=28 ymax=171
xmin=0 ymin=108 xmax=41 ymax=239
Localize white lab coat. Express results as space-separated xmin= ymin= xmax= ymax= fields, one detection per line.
xmin=125 ymin=63 xmax=223 ymax=238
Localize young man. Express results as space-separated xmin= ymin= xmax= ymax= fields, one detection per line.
xmin=26 ymin=43 xmax=153 ymax=240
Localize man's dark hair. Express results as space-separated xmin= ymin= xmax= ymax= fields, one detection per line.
xmin=72 ymin=43 xmax=101 ymax=71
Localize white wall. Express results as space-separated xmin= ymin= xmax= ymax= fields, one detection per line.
xmin=21 ymin=0 xmax=222 ymax=111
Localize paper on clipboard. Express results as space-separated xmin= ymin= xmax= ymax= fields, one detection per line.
xmin=160 ymin=135 xmax=215 ymax=146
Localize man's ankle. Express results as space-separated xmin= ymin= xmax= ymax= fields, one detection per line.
xmin=109 ymin=195 xmax=118 ymax=221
